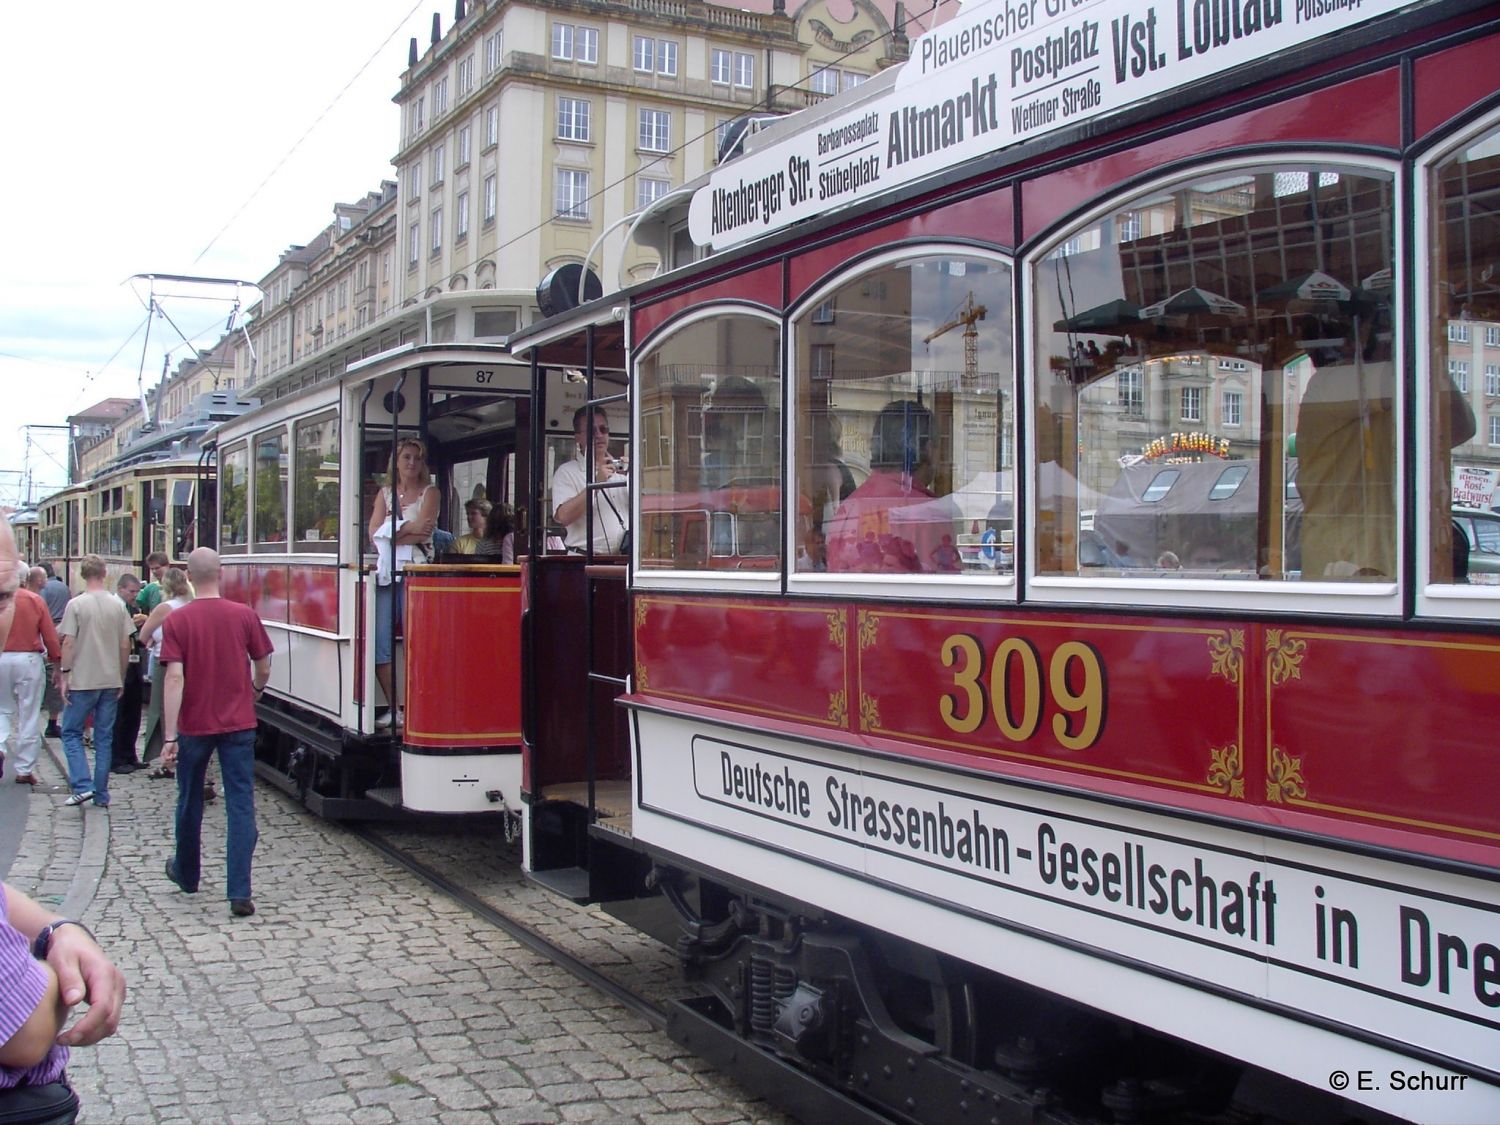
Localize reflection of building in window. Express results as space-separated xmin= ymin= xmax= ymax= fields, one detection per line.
xmin=1222 ymin=391 xmax=1242 ymax=426
xmin=1181 ymin=386 xmax=1202 ymax=422
xmin=1450 ymin=359 xmax=1470 ymax=392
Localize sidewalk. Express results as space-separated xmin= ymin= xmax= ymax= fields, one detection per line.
xmin=5 ymin=739 xmax=783 ymax=1124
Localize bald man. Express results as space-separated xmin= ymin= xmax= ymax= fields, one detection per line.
xmin=159 ymin=549 xmax=272 ymax=919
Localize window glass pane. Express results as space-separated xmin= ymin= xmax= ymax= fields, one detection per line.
xmin=1035 ymin=165 xmax=1395 ymax=580
xmin=294 ymin=414 xmax=340 ymax=553
xmin=1430 ymin=125 xmax=1498 ymax=586
xmin=220 ymin=444 xmax=249 ymax=550
xmin=254 ymin=429 xmax=289 ymax=547
xmin=795 ymin=254 xmax=1014 ymax=575
xmin=637 ymin=316 xmax=781 ymax=570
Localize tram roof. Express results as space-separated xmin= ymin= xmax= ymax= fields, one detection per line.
xmin=505 ymin=296 xmax=627 ymax=371
xmin=345 ymin=341 xmax=516 ymax=382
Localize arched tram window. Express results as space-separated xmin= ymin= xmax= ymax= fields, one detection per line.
xmin=1426 ymin=121 xmax=1500 ymax=600
xmin=791 ymin=252 xmax=1015 ymax=579
xmin=1036 ymin=163 xmax=1405 ymax=583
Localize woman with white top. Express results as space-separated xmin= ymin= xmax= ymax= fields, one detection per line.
xmin=138 ymin=567 xmax=193 ymax=773
xmin=367 ymin=437 xmax=437 ymax=730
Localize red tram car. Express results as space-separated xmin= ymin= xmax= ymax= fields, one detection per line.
xmin=503 ymin=2 xmax=1500 ymax=1121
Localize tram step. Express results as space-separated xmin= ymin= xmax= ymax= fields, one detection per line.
xmin=365 ymin=786 xmax=403 ymax=809
xmin=528 ymin=866 xmax=592 ymax=904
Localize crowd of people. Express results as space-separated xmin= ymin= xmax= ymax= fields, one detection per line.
xmin=0 ymin=508 xmax=272 ymax=1121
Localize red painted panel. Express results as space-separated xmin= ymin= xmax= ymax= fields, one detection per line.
xmin=253 ymin=564 xmax=291 ymax=626
xmin=220 ymin=564 xmax=254 ymax=609
xmin=635 ymin=261 xmax=782 ymax=343
xmin=1264 ymin=625 xmax=1500 ymax=855
xmin=1414 ymin=28 xmax=1500 ymax=142
xmin=787 ymin=190 xmax=1015 ymax=306
xmin=634 ymin=597 xmax=1500 ymax=869
xmin=288 ymin=564 xmax=339 ymax=633
xmin=1021 ymin=69 xmax=1400 ymax=244
xmin=403 ymin=573 xmax=522 ymax=746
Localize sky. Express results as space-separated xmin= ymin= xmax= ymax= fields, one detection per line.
xmin=0 ymin=0 xmax=434 ymax=505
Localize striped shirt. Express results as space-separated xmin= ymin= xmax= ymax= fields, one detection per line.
xmin=0 ymin=885 xmax=68 ymax=1089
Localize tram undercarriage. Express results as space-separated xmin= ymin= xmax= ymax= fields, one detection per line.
xmin=634 ymin=867 xmax=1398 ymax=1125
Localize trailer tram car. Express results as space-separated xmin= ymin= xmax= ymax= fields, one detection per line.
xmin=35 ymin=393 xmax=249 ymax=588
xmin=221 ymin=340 xmax=631 ymax=822
xmin=500 ymin=3 xmax=1500 ymax=1121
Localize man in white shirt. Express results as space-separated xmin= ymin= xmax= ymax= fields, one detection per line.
xmin=551 ymin=406 xmax=628 ymax=554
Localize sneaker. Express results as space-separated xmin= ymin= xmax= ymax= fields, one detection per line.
xmin=230 ymin=899 xmax=255 ymax=917
xmin=44 ymin=722 xmax=61 ymax=738
xmin=64 ymin=791 xmax=94 ymax=807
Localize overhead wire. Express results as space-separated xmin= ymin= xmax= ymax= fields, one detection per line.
xmin=192 ymin=0 xmax=428 ymax=264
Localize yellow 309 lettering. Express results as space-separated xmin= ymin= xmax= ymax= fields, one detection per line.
xmin=939 ymin=633 xmax=1106 ymax=751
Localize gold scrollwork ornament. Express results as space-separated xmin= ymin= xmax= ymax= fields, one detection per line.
xmin=1207 ymin=629 xmax=1245 ymax=685
xmin=859 ymin=692 xmax=882 ymax=732
xmin=827 ymin=689 xmax=847 ymax=727
xmin=1267 ymin=746 xmax=1307 ymax=803
xmin=827 ymin=610 xmax=846 ymax=651
xmin=1266 ymin=630 xmax=1308 ymax=686
xmin=1207 ymin=743 xmax=1244 ymax=798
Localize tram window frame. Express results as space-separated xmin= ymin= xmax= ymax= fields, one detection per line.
xmin=292 ymin=412 xmax=340 ymax=554
xmin=786 ymin=246 xmax=1018 ymax=603
xmin=1026 ymin=156 xmax=1404 ymax=616
xmin=219 ymin=441 xmax=250 ymax=554
xmin=632 ymin=305 xmax=782 ymax=589
xmin=1416 ymin=111 xmax=1500 ymax=619
xmin=252 ymin=426 xmax=290 ymax=551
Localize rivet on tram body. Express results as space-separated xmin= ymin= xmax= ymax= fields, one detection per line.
xmin=906 ymin=1056 xmax=916 ymax=1070
xmin=905 ymin=1096 xmax=917 ymax=1110
xmin=882 ymin=1065 xmax=893 ymax=1079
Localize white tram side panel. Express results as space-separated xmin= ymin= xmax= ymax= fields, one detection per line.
xmin=630 ymin=711 xmax=1500 ymax=1124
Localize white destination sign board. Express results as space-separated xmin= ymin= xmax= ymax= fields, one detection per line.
xmin=689 ymin=0 xmax=1427 ymax=250
xmin=640 ymin=730 xmax=1500 ymax=1087
xmin=1454 ymin=464 xmax=1499 ymax=509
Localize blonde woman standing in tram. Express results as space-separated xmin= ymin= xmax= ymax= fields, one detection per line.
xmin=368 ymin=437 xmax=437 ymax=730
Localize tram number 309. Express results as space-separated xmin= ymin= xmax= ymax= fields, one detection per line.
xmin=939 ymin=635 xmax=1105 ymax=751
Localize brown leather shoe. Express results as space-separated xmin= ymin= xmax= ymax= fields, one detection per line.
xmin=13 ymin=773 xmax=36 ymax=785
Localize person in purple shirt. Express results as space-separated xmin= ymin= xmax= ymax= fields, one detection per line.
xmin=0 ymin=883 xmax=125 ymax=1120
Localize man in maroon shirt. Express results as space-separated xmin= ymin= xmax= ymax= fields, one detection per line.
xmin=159 ymin=548 xmax=273 ymax=918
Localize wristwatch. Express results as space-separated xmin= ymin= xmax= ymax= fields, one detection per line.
xmin=32 ymin=919 xmax=94 ymax=960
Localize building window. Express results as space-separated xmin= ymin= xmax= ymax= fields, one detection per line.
xmin=576 ymin=26 xmax=598 ymax=64
xmin=636 ymin=176 xmax=670 ymax=209
xmin=484 ymin=175 xmax=496 ymax=223
xmin=406 ymin=161 xmax=422 ymax=198
xmin=1449 ymin=320 xmax=1471 ymax=343
xmin=432 ymin=143 xmax=445 ymax=185
xmin=734 ymin=52 xmax=754 ymax=89
xmin=810 ymin=67 xmax=839 ymax=95
xmin=1117 ymin=368 xmax=1142 ymax=414
xmin=408 ymin=96 xmax=425 ymax=137
xmin=552 ymin=23 xmax=574 ymax=60
xmin=408 ymin=222 xmax=420 ymax=266
xmin=430 ymin=208 xmax=443 ymax=255
xmin=485 ymin=32 xmax=503 ymax=75
xmin=1485 ymin=364 xmax=1500 ymax=397
xmin=433 ymin=77 xmax=448 ymax=117
xmin=1450 ymin=359 xmax=1470 ymax=393
xmin=457 ymin=191 xmax=469 ymax=239
xmin=458 ymin=125 xmax=471 ymax=167
xmin=557 ymin=97 xmax=591 ymax=142
xmin=1181 ymin=385 xmax=1202 ymax=422
xmin=711 ymin=48 xmax=731 ymax=86
xmin=1118 ymin=211 xmax=1142 ymax=242
xmin=1488 ymin=326 xmax=1500 ymax=347
xmin=486 ymin=106 xmax=499 ymax=148
xmin=639 ymin=108 xmax=670 ymax=152
xmin=457 ymin=55 xmax=474 ymax=96
xmin=555 ymin=169 xmax=589 ymax=219
xmin=716 ymin=118 xmax=734 ymax=154
xmin=1492 ymin=415 xmax=1500 ymax=447
xmin=1222 ymin=389 xmax=1243 ymax=427
xmin=629 ymin=36 xmax=675 ymax=75
xmin=843 ymin=72 xmax=867 ymax=91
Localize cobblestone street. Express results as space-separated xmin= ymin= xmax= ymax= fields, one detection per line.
xmin=3 ymin=742 xmax=790 ymax=1124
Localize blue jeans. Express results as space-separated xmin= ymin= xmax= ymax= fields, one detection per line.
xmin=374 ymin=580 xmax=404 ymax=666
xmin=61 ymin=689 xmax=118 ymax=803
xmin=174 ymin=729 xmax=258 ymax=901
